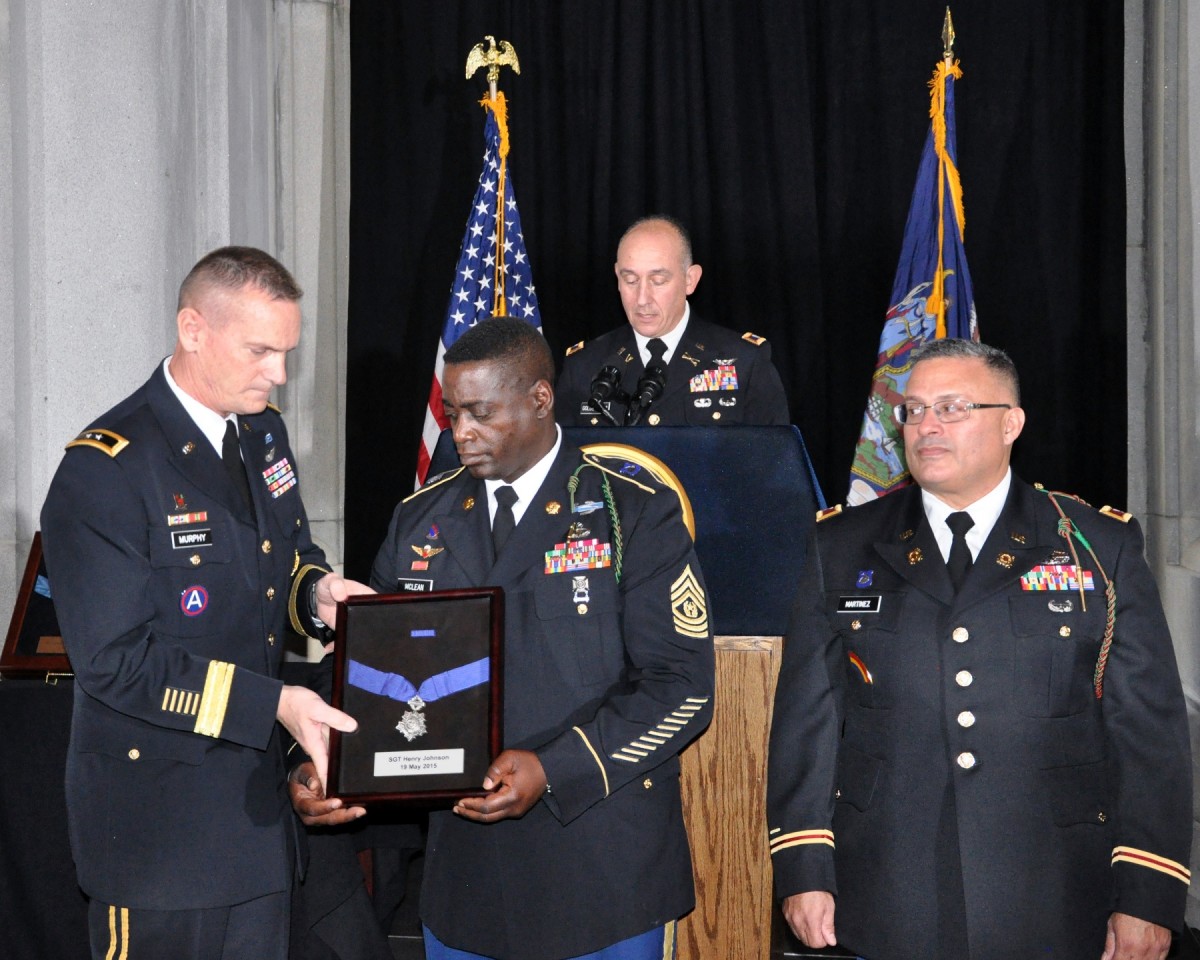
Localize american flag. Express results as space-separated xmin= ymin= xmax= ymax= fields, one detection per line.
xmin=415 ymin=92 xmax=543 ymax=486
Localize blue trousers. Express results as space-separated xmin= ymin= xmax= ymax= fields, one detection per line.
xmin=422 ymin=920 xmax=677 ymax=960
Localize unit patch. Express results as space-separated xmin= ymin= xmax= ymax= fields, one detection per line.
xmin=670 ymin=564 xmax=708 ymax=638
xmin=180 ymin=586 xmax=209 ymax=617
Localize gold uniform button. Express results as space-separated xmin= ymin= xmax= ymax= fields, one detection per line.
xmin=266 ymin=586 xmax=276 ymax=601
xmin=952 ymin=627 xmax=969 ymax=643
xmin=643 ymin=778 xmax=653 ymax=789
xmin=1059 ymin=625 xmax=1071 ymax=637
xmin=648 ymin=414 xmax=661 ymax=426
xmin=1097 ymin=811 xmax=1107 ymax=823
xmin=577 ymin=604 xmax=588 ymax=615
xmin=956 ymin=752 xmax=977 ymax=770
xmin=190 ymin=554 xmax=202 ymax=566
xmin=957 ymin=710 xmax=976 ymax=728
xmin=850 ymin=619 xmax=862 ymax=631
xmin=955 ymin=670 xmax=974 ymax=688
xmin=590 ymin=417 xmax=599 ymax=426
xmin=261 ymin=539 xmax=272 ymax=554
xmin=712 ymin=411 xmax=721 ymax=420
xmin=128 ymin=748 xmax=141 ymax=761
xmin=295 ymin=517 xmax=302 ymax=529
xmin=835 ymin=788 xmax=842 ymax=800
xmin=268 ymin=633 xmax=276 ymax=646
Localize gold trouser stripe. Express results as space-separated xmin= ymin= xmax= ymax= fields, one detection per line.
xmin=105 ymin=905 xmax=116 ymax=960
xmin=103 ymin=905 xmax=129 ymax=960
xmin=572 ymin=725 xmax=610 ymax=797
xmin=661 ymin=919 xmax=676 ymax=960
xmin=194 ymin=660 xmax=235 ymax=737
xmin=289 ymin=563 xmax=330 ymax=639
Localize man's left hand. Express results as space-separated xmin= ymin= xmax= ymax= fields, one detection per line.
xmin=288 ymin=760 xmax=366 ymax=827
xmin=452 ymin=749 xmax=547 ymax=823
xmin=314 ymin=573 xmax=374 ymax=640
xmin=1101 ymin=912 xmax=1171 ymax=960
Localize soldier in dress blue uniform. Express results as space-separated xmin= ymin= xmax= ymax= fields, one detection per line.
xmin=767 ymin=339 xmax=1192 ymax=960
xmin=293 ymin=317 xmax=715 ymax=960
xmin=556 ymin=216 xmax=789 ymax=427
xmin=40 ymin=247 xmax=367 ymax=960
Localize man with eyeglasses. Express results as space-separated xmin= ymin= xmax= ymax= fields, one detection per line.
xmin=767 ymin=339 xmax=1191 ymax=960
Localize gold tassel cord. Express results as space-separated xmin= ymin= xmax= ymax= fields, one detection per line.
xmin=924 ymin=59 xmax=965 ymax=337
xmin=481 ymin=92 xmax=511 ymax=316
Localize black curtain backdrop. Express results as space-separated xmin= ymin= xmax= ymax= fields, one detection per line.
xmin=345 ymin=0 xmax=1125 ymax=580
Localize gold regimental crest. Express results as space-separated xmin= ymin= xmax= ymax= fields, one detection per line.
xmin=670 ymin=564 xmax=708 ymax=638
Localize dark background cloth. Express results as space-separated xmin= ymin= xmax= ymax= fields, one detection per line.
xmin=345 ymin=0 xmax=1125 ymax=580
xmin=0 ymin=677 xmax=88 ymax=960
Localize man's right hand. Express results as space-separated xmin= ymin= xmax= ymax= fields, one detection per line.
xmin=288 ymin=760 xmax=366 ymax=826
xmin=782 ymin=891 xmax=837 ymax=948
xmin=276 ymin=684 xmax=357 ymax=792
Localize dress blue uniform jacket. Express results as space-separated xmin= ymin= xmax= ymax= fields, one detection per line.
xmin=767 ymin=478 xmax=1193 ymax=960
xmin=556 ymin=315 xmax=789 ymax=426
xmin=369 ymin=444 xmax=715 ymax=960
xmin=40 ymin=365 xmax=330 ymax=911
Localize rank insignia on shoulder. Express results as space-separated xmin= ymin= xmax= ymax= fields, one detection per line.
xmin=816 ymin=504 xmax=843 ymax=523
xmin=670 ymin=564 xmax=708 ymax=638
xmin=566 ymin=341 xmax=585 ymax=357
xmin=1100 ymin=505 xmax=1133 ymax=523
xmin=266 ymin=401 xmax=282 ymax=414
xmin=66 ymin=428 xmax=129 ymax=458
xmin=741 ymin=331 xmax=767 ymax=346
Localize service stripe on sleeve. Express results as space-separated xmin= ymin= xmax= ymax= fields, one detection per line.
xmin=610 ymin=697 xmax=710 ymax=763
xmin=194 ymin=660 xmax=235 ymax=737
xmin=770 ymin=829 xmax=835 ymax=855
xmin=1111 ymin=846 xmax=1191 ymax=883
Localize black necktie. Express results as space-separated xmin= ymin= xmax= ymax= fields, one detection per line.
xmin=647 ymin=337 xmax=668 ymax=367
xmin=222 ymin=419 xmax=254 ymax=515
xmin=946 ymin=511 xmax=975 ymax=592
xmin=492 ymin=486 xmax=519 ymax=555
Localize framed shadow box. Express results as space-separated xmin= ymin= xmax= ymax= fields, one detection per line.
xmin=328 ymin=587 xmax=504 ymax=805
xmin=2 ymin=532 xmax=72 ymax=678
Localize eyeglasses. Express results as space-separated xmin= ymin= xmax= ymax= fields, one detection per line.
xmin=893 ymin=399 xmax=1012 ymax=425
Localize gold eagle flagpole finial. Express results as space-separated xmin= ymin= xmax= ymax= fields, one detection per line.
xmin=465 ymin=35 xmax=521 ymax=100
xmin=942 ymin=7 xmax=956 ymax=63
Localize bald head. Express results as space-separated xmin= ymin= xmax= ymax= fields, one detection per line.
xmin=615 ymin=216 xmax=703 ymax=339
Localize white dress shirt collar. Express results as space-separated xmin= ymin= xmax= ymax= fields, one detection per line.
xmin=633 ymin=303 xmax=691 ymax=367
xmin=162 ymin=357 xmax=236 ymax=457
xmin=921 ymin=468 xmax=1013 ymax=563
xmin=484 ymin=425 xmax=563 ymax=527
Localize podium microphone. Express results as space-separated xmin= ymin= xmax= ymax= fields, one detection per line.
xmin=624 ymin=363 xmax=667 ymax=426
xmin=588 ymin=365 xmax=625 ymax=426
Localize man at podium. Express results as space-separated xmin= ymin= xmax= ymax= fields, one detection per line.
xmin=556 ymin=216 xmax=789 ymax=427
xmin=768 ymin=339 xmax=1191 ymax=960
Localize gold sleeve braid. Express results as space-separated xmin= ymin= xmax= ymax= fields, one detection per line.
xmin=193 ymin=660 xmax=235 ymax=737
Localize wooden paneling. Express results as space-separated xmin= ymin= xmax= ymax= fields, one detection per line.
xmin=679 ymin=636 xmax=783 ymax=960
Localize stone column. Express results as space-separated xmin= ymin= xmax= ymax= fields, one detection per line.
xmin=1126 ymin=0 xmax=1200 ymax=923
xmin=1 ymin=0 xmax=349 ymax=662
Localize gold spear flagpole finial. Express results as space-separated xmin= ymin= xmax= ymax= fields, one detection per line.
xmin=465 ymin=35 xmax=521 ymax=100
xmin=942 ymin=7 xmax=956 ymax=61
